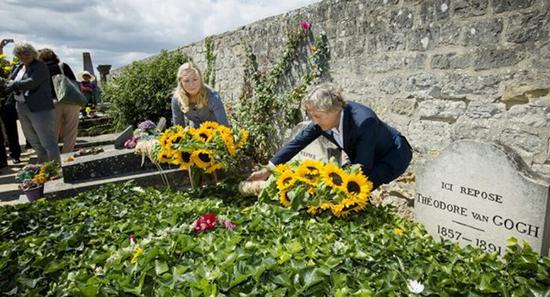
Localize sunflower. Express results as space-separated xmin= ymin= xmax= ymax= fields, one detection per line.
xmin=201 ymin=121 xmax=220 ymax=130
xmin=192 ymin=127 xmax=214 ymax=143
xmin=169 ymin=129 xmax=186 ymax=147
xmin=342 ymin=173 xmax=372 ymax=199
xmin=307 ymin=206 xmax=319 ymax=215
xmin=158 ymin=131 xmax=173 ymax=147
xmin=177 ymin=150 xmax=194 ymax=170
xmin=279 ymin=191 xmax=291 ymax=207
xmin=157 ymin=150 xmax=174 ymax=163
xmin=237 ymin=129 xmax=249 ymax=148
xmin=330 ymin=203 xmax=345 ymax=217
xmin=276 ymin=170 xmax=296 ymax=191
xmin=297 ymin=159 xmax=324 ymax=175
xmin=295 ymin=161 xmax=322 ymax=186
xmin=205 ymin=162 xmax=224 ymax=173
xmin=219 ymin=130 xmax=237 ymax=156
xmin=321 ymin=163 xmax=347 ymax=190
xmin=192 ymin=149 xmax=214 ymax=169
xmin=273 ymin=163 xmax=291 ymax=175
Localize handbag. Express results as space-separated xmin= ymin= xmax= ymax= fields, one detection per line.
xmin=52 ymin=63 xmax=87 ymax=106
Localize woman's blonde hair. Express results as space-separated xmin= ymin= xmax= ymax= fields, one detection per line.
xmin=174 ymin=62 xmax=208 ymax=113
xmin=13 ymin=43 xmax=38 ymax=60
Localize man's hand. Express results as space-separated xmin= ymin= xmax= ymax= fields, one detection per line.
xmin=246 ymin=168 xmax=270 ymax=181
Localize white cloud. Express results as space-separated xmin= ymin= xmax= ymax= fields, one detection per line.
xmin=0 ymin=0 xmax=321 ymax=73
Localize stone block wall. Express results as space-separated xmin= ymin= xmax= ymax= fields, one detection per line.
xmin=147 ymin=0 xmax=550 ymax=177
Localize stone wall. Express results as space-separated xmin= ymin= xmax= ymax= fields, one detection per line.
xmin=159 ymin=0 xmax=550 ymax=177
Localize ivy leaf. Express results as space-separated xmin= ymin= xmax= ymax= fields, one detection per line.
xmin=155 ymin=260 xmax=169 ymax=275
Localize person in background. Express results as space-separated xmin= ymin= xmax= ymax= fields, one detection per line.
xmin=4 ymin=43 xmax=60 ymax=163
xmin=171 ymin=62 xmax=229 ymax=127
xmin=38 ymin=48 xmax=80 ymax=154
xmin=0 ymin=38 xmax=21 ymax=164
xmin=78 ymin=70 xmax=99 ymax=117
xmin=247 ymin=83 xmax=413 ymax=191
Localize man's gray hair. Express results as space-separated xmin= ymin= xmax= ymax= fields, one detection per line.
xmin=13 ymin=43 xmax=38 ymax=59
xmin=302 ymin=82 xmax=346 ymax=112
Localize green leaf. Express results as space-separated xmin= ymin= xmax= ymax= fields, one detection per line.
xmin=155 ymin=260 xmax=169 ymax=275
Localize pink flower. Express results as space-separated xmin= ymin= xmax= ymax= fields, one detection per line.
xmin=299 ymin=20 xmax=311 ymax=30
xmin=129 ymin=234 xmax=136 ymax=245
xmin=221 ymin=218 xmax=236 ymax=230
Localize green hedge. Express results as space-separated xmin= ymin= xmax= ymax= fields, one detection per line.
xmin=102 ymin=50 xmax=189 ymax=129
xmin=0 ymin=184 xmax=549 ymax=296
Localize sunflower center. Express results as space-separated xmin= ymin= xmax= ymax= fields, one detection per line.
xmin=181 ymin=152 xmax=191 ymax=163
xmin=329 ymin=173 xmax=343 ymax=186
xmin=347 ymin=181 xmax=361 ymax=194
xmin=305 ymin=173 xmax=316 ymax=181
xmin=307 ymin=166 xmax=319 ymax=174
xmin=282 ymin=177 xmax=293 ymax=185
xmin=198 ymin=152 xmax=211 ymax=162
xmin=173 ymin=136 xmax=182 ymax=143
xmin=199 ymin=133 xmax=209 ymax=141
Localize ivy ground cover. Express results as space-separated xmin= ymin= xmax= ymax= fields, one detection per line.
xmin=1 ymin=183 xmax=549 ymax=296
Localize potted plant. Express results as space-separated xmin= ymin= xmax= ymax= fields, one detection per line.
xmin=15 ymin=162 xmax=61 ymax=202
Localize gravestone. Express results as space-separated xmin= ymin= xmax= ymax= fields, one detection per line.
xmin=114 ymin=125 xmax=133 ymax=149
xmin=288 ymin=121 xmax=341 ymax=164
xmin=415 ymin=140 xmax=550 ymax=256
xmin=156 ymin=117 xmax=167 ymax=133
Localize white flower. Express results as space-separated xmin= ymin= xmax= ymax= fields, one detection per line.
xmin=407 ymin=279 xmax=424 ymax=294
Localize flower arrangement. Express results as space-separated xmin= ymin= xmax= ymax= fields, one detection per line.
xmin=153 ymin=121 xmax=248 ymax=187
xmin=262 ymin=159 xmax=373 ymax=217
xmin=125 ymin=119 xmax=157 ymax=149
xmin=15 ymin=161 xmax=61 ymax=191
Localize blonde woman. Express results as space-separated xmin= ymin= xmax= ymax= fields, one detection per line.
xmin=171 ymin=62 xmax=229 ymax=127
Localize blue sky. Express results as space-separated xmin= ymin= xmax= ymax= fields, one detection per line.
xmin=0 ymin=0 xmax=321 ymax=73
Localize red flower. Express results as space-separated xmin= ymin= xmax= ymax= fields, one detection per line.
xmin=193 ymin=213 xmax=218 ymax=231
xmin=299 ymin=20 xmax=311 ymax=30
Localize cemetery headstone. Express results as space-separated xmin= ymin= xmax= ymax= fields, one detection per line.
xmin=156 ymin=117 xmax=167 ymax=133
xmin=114 ymin=125 xmax=133 ymax=149
xmin=415 ymin=140 xmax=550 ymax=256
xmin=288 ymin=121 xmax=341 ymax=164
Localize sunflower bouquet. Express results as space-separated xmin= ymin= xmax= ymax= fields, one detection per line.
xmin=260 ymin=159 xmax=373 ymax=217
xmin=153 ymin=121 xmax=248 ymax=186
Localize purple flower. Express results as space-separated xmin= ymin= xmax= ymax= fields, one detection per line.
xmin=129 ymin=234 xmax=136 ymax=245
xmin=299 ymin=20 xmax=311 ymax=30
xmin=138 ymin=120 xmax=156 ymax=131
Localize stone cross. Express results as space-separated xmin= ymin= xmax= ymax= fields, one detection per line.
xmin=97 ymin=64 xmax=112 ymax=86
xmin=415 ymin=140 xmax=550 ymax=256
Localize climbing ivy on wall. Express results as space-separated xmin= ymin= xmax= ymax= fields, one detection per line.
xmin=203 ymin=36 xmax=216 ymax=88
xmin=234 ymin=21 xmax=330 ymax=164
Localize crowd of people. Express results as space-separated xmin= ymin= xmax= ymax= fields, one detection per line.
xmin=1 ymin=40 xmax=412 ymax=189
xmin=0 ymin=40 xmax=102 ymax=170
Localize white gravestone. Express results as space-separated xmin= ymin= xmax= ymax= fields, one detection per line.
xmin=415 ymin=140 xmax=550 ymax=256
xmin=288 ymin=121 xmax=341 ymax=164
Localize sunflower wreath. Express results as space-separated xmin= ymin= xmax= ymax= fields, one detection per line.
xmin=262 ymin=159 xmax=373 ymax=217
xmin=153 ymin=121 xmax=249 ymax=174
